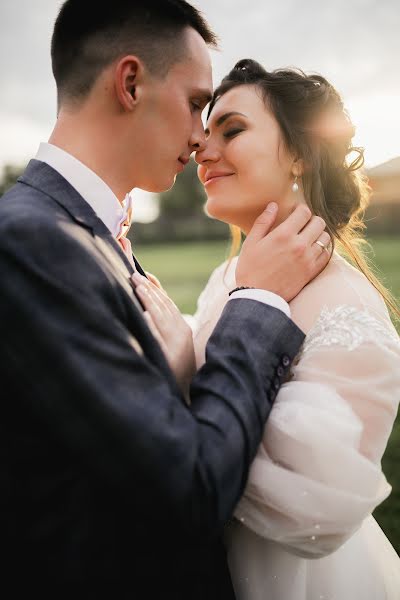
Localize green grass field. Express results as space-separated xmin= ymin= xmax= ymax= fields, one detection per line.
xmin=135 ymin=236 xmax=400 ymax=554
xmin=136 ymin=239 xmax=231 ymax=313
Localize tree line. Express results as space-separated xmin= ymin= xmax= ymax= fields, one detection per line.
xmin=1 ymin=161 xmax=398 ymax=240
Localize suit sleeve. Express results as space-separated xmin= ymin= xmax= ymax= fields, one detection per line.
xmin=0 ymin=214 xmax=305 ymax=537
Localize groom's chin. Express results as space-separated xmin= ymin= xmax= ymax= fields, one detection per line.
xmin=141 ymin=174 xmax=177 ymax=194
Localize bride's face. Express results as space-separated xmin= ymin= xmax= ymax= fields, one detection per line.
xmin=196 ymin=85 xmax=296 ymax=233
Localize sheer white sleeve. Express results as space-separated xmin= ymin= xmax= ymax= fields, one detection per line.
xmin=232 ymin=254 xmax=400 ymax=558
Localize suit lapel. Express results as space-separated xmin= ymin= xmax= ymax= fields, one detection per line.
xmin=20 ymin=160 xmax=148 ymax=277
xmin=19 ymin=160 xmax=145 ymax=310
xmin=18 ymin=160 xmax=183 ymax=396
xmin=19 ymin=160 xmax=101 ymax=233
xmin=131 ymin=253 xmax=147 ymax=276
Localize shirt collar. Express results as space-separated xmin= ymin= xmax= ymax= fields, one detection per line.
xmin=35 ymin=142 xmax=132 ymax=238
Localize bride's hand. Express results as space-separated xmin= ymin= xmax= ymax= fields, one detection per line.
xmin=145 ymin=272 xmax=164 ymax=291
xmin=131 ymin=272 xmax=196 ymax=400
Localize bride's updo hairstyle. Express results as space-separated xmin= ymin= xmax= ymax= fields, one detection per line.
xmin=210 ymin=59 xmax=399 ymax=317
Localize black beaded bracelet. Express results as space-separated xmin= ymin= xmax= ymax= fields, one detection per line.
xmin=228 ymin=286 xmax=256 ymax=297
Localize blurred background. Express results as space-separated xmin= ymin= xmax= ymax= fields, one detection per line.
xmin=1 ymin=0 xmax=399 ymax=553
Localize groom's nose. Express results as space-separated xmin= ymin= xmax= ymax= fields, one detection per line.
xmin=189 ymin=120 xmax=206 ymax=153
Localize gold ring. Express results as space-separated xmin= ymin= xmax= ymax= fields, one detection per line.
xmin=315 ymin=240 xmax=326 ymax=250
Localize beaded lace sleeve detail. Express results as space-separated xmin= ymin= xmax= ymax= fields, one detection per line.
xmin=302 ymin=305 xmax=400 ymax=357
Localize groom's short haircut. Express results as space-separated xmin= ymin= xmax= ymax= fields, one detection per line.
xmin=51 ymin=0 xmax=217 ymax=106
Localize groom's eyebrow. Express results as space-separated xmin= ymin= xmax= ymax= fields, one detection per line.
xmin=205 ymin=111 xmax=248 ymax=135
xmin=193 ymin=88 xmax=213 ymax=105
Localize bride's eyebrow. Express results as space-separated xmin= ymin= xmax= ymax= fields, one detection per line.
xmin=205 ymin=111 xmax=248 ymax=135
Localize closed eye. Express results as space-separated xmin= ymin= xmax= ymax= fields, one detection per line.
xmin=224 ymin=128 xmax=245 ymax=139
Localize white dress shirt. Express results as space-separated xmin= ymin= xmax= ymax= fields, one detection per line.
xmin=35 ymin=142 xmax=290 ymax=317
xmin=35 ymin=142 xmax=131 ymax=238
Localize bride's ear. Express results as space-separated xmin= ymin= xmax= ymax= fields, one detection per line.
xmin=292 ymin=159 xmax=305 ymax=178
xmin=114 ymin=55 xmax=145 ymax=111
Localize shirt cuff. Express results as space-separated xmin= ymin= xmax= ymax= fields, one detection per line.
xmin=228 ymin=289 xmax=291 ymax=318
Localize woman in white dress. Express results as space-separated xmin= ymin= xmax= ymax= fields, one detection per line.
xmin=191 ymin=59 xmax=400 ymax=599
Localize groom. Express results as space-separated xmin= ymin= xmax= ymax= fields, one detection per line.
xmin=0 ymin=0 xmax=329 ymax=597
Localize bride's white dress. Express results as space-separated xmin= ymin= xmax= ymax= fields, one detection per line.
xmin=190 ymin=251 xmax=400 ymax=600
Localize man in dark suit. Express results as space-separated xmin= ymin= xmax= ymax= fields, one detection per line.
xmin=0 ymin=1 xmax=330 ymax=597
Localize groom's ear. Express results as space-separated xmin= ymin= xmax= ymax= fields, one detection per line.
xmin=114 ymin=56 xmax=145 ymax=111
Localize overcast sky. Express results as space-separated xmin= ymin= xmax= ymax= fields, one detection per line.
xmin=1 ymin=0 xmax=399 ymax=213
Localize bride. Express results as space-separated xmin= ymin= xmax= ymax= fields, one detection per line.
xmin=189 ymin=59 xmax=400 ymax=599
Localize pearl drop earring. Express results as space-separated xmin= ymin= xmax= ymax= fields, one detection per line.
xmin=292 ymin=175 xmax=299 ymax=193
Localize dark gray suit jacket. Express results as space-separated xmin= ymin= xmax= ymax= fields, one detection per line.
xmin=0 ymin=160 xmax=304 ymax=598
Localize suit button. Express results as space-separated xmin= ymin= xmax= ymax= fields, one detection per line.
xmin=282 ymin=355 xmax=290 ymax=367
xmin=274 ymin=377 xmax=280 ymax=390
xmin=277 ymin=366 xmax=284 ymax=377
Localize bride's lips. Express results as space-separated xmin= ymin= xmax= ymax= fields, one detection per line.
xmin=204 ymin=171 xmax=235 ymax=187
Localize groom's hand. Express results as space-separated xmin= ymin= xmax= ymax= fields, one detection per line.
xmin=236 ymin=202 xmax=331 ymax=302
xmin=131 ymin=272 xmax=196 ymax=400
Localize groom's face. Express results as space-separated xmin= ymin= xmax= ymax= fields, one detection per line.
xmin=132 ymin=28 xmax=213 ymax=192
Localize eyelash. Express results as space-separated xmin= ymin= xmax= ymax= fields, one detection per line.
xmin=224 ymin=128 xmax=244 ymax=139
xmin=191 ymin=101 xmax=202 ymax=112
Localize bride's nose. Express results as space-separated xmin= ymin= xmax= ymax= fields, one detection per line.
xmin=194 ymin=139 xmax=221 ymax=165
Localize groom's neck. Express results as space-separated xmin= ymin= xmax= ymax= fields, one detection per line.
xmin=49 ymin=108 xmax=133 ymax=204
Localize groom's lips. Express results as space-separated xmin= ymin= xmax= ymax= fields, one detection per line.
xmin=177 ymin=156 xmax=190 ymax=172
